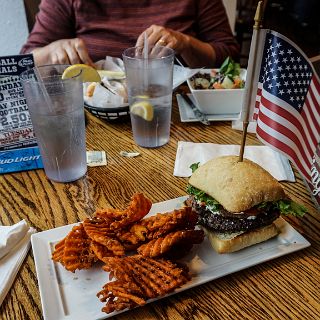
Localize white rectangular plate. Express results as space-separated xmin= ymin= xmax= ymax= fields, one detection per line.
xmin=177 ymin=94 xmax=240 ymax=122
xmin=31 ymin=196 xmax=310 ymax=320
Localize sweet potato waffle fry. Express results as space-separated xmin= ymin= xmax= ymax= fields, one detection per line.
xmin=90 ymin=240 xmax=115 ymax=263
xmin=51 ymin=238 xmax=65 ymax=264
xmin=137 ymin=229 xmax=205 ymax=258
xmin=98 ymin=280 xmax=146 ymax=313
xmin=139 ymin=206 xmax=198 ymax=240
xmin=115 ymin=224 xmax=148 ymax=250
xmin=82 ymin=217 xmax=112 ymax=237
xmin=52 ymin=224 xmax=96 ymax=272
xmin=83 ymin=217 xmax=125 ymax=256
xmin=97 ymin=255 xmax=190 ymax=313
xmin=94 ymin=193 xmax=152 ymax=230
xmin=114 ymin=207 xmax=198 ymax=250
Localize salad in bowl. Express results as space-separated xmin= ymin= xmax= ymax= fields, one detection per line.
xmin=189 ymin=57 xmax=245 ymax=90
xmin=187 ymin=57 xmax=246 ymax=115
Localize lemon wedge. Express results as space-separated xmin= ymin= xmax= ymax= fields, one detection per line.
xmin=135 ymin=95 xmax=150 ymax=99
xmin=130 ymin=101 xmax=154 ymax=121
xmin=97 ymin=70 xmax=125 ymax=79
xmin=62 ymin=64 xmax=101 ymax=82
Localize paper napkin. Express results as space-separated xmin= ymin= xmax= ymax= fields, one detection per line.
xmin=231 ymin=120 xmax=257 ymax=133
xmin=0 ymin=220 xmax=36 ymax=306
xmin=173 ymin=141 xmax=295 ymax=181
xmin=173 ymin=65 xmax=199 ymax=90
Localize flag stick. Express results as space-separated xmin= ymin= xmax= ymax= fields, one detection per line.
xmin=238 ymin=1 xmax=264 ymax=162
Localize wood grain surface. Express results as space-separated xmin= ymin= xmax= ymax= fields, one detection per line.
xmin=0 ymin=87 xmax=319 ymax=320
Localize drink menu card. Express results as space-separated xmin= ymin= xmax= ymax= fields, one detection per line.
xmin=0 ymin=54 xmax=43 ymax=174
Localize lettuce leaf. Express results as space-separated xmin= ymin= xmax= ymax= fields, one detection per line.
xmin=186 ymin=184 xmax=221 ymax=210
xmin=275 ymin=199 xmax=306 ymax=217
xmin=188 ymin=162 xmax=221 ymax=209
xmin=219 ymin=57 xmax=241 ymax=78
xmin=256 ymin=199 xmax=306 ymax=217
xmin=190 ymin=162 xmax=200 ymax=173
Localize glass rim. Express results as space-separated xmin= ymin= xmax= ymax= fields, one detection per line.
xmin=122 ymin=45 xmax=175 ymax=61
xmin=20 ymin=64 xmax=82 ymax=83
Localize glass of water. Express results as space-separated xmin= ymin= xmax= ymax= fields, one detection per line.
xmin=123 ymin=46 xmax=174 ymax=148
xmin=20 ymin=64 xmax=87 ymax=183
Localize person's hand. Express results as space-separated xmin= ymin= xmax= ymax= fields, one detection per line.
xmin=32 ymin=38 xmax=95 ymax=66
xmin=136 ymin=24 xmax=216 ymax=68
xmin=135 ymin=25 xmax=189 ymax=54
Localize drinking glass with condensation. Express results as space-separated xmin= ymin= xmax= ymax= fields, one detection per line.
xmin=123 ymin=46 xmax=174 ymax=148
xmin=20 ymin=65 xmax=87 ymax=183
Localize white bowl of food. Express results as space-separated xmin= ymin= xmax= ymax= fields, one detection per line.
xmin=187 ymin=58 xmax=246 ymax=115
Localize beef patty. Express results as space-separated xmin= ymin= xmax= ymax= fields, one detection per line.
xmin=191 ymin=198 xmax=280 ymax=233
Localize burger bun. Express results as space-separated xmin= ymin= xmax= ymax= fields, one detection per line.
xmin=203 ymin=223 xmax=280 ymax=253
xmin=189 ymin=156 xmax=285 ymax=213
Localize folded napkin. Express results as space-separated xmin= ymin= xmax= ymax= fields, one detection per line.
xmin=95 ymin=56 xmax=125 ymax=74
xmin=174 ymin=141 xmax=295 ymax=181
xmin=84 ymin=82 xmax=127 ymax=109
xmin=0 ymin=220 xmax=36 ymax=306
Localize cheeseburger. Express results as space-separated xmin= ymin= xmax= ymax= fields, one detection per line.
xmin=186 ymin=156 xmax=306 ymax=253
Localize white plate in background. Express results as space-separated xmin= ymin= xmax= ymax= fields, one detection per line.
xmin=31 ymin=196 xmax=310 ymax=320
xmin=177 ymin=94 xmax=240 ymax=122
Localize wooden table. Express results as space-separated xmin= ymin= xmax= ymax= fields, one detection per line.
xmin=1 ymin=89 xmax=319 ymax=320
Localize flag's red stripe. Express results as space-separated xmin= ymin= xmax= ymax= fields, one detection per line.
xmin=312 ymin=74 xmax=320 ymax=92
xmin=253 ymin=88 xmax=263 ymax=120
xmin=309 ymin=80 xmax=319 ymax=106
xmin=256 ymin=125 xmax=310 ymax=179
xmin=254 ymin=101 xmax=260 ymax=115
xmin=308 ymin=79 xmax=320 ymax=115
xmin=261 ymin=95 xmax=317 ymax=154
xmin=258 ymin=111 xmax=312 ymax=167
xmin=302 ymin=97 xmax=320 ymax=138
xmin=305 ymin=83 xmax=320 ymax=131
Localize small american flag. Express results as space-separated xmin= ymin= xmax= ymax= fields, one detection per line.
xmin=252 ymin=30 xmax=320 ymax=184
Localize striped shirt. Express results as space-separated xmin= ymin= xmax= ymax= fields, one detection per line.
xmin=21 ymin=0 xmax=239 ymax=66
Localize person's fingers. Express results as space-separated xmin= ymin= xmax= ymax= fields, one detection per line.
xmin=136 ymin=25 xmax=178 ymax=57
xmin=147 ymin=27 xmax=171 ymax=56
xmin=74 ymin=39 xmax=95 ymax=67
xmin=165 ymin=38 xmax=177 ymax=50
xmin=136 ymin=30 xmax=154 ymax=58
xmin=53 ymin=49 xmax=71 ymax=65
xmin=148 ymin=31 xmax=166 ymax=57
xmin=136 ymin=26 xmax=155 ymax=47
xmin=148 ymin=26 xmax=165 ymax=46
xmin=156 ymin=30 xmax=184 ymax=53
xmin=135 ymin=33 xmax=145 ymax=48
xmin=65 ymin=46 xmax=82 ymax=65
xmin=156 ymin=38 xmax=168 ymax=46
xmin=136 ymin=25 xmax=167 ymax=51
xmin=148 ymin=33 xmax=160 ymax=47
